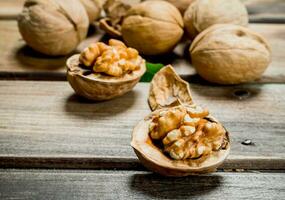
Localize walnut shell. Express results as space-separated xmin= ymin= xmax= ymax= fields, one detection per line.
xmin=131 ymin=110 xmax=230 ymax=176
xmin=121 ymin=1 xmax=184 ymax=55
xmin=162 ymin=0 xmax=194 ymax=13
xmin=131 ymin=66 xmax=230 ymax=176
xmin=79 ymin=0 xmax=102 ymax=23
xmin=190 ymin=24 xmax=271 ymax=84
xmin=18 ymin=0 xmax=89 ymax=56
xmin=184 ymin=0 xmax=248 ymax=39
xmin=99 ymin=0 xmax=141 ymax=37
xmin=66 ymin=54 xmax=146 ymax=100
xmin=148 ymin=65 xmax=193 ymax=111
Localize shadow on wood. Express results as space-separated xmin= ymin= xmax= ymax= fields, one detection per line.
xmin=64 ymin=90 xmax=140 ymax=120
xmin=15 ymin=44 xmax=67 ymax=70
xmin=129 ymin=173 xmax=222 ymax=199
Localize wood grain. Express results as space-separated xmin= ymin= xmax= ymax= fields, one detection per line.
xmin=0 ymin=20 xmax=285 ymax=82
xmin=243 ymin=0 xmax=285 ymax=23
xmin=0 ymin=0 xmax=24 ymax=19
xmin=0 ymin=169 xmax=284 ymax=200
xmin=0 ymin=81 xmax=284 ymax=170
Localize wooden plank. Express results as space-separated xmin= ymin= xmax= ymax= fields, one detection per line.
xmin=0 ymin=169 xmax=284 ymax=199
xmin=0 ymin=81 xmax=284 ymax=170
xmin=0 ymin=0 xmax=24 ymax=19
xmin=0 ymin=20 xmax=285 ymax=83
xmin=243 ymin=0 xmax=285 ymax=23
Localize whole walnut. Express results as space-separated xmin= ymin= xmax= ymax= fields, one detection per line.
xmin=190 ymin=24 xmax=271 ymax=84
xmin=162 ymin=0 xmax=194 ymax=13
xmin=79 ymin=0 xmax=102 ymax=23
xmin=184 ymin=0 xmax=248 ymax=39
xmin=18 ymin=0 xmax=89 ymax=56
xmin=121 ymin=0 xmax=184 ymax=55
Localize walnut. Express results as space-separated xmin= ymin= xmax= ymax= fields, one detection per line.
xmin=150 ymin=106 xmax=227 ymax=160
xmin=184 ymin=0 xmax=248 ymax=39
xmin=18 ymin=0 xmax=89 ymax=56
xmin=66 ymin=39 xmax=146 ymax=100
xmin=149 ymin=106 xmax=187 ymax=140
xmin=131 ymin=65 xmax=230 ymax=176
xmin=159 ymin=0 xmax=194 ymax=14
xmin=190 ymin=24 xmax=272 ymax=84
xmin=148 ymin=65 xmax=193 ymax=111
xmin=79 ymin=39 xmax=140 ymax=77
xmin=121 ymin=1 xmax=184 ymax=55
xmin=99 ymin=0 xmax=141 ymax=37
xmin=79 ymin=0 xmax=102 ymax=23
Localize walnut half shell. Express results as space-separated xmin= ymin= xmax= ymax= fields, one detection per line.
xmin=66 ymin=54 xmax=146 ymax=100
xmin=131 ymin=65 xmax=230 ymax=176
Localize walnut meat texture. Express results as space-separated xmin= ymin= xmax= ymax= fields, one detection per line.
xmin=79 ymin=39 xmax=141 ymax=77
xmin=149 ymin=105 xmax=228 ymax=160
xmin=18 ymin=0 xmax=89 ymax=56
xmin=190 ymin=24 xmax=271 ymax=84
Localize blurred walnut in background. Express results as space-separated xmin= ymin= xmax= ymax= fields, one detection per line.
xmin=99 ymin=0 xmax=141 ymax=37
xmin=160 ymin=0 xmax=194 ymax=14
xmin=184 ymin=0 xmax=248 ymax=39
xmin=18 ymin=0 xmax=89 ymax=56
xmin=121 ymin=0 xmax=184 ymax=55
xmin=79 ymin=0 xmax=102 ymax=23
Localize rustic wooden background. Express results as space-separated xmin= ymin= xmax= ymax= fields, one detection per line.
xmin=0 ymin=0 xmax=284 ymax=199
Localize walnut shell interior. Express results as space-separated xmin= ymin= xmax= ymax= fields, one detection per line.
xmin=131 ymin=65 xmax=230 ymax=176
xmin=148 ymin=65 xmax=193 ymax=111
xmin=66 ymin=54 xmax=146 ymax=100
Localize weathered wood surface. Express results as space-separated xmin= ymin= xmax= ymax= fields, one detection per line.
xmin=0 ymin=0 xmax=23 ymax=19
xmin=0 ymin=169 xmax=284 ymax=200
xmin=243 ymin=0 xmax=285 ymax=23
xmin=0 ymin=81 xmax=284 ymax=169
xmin=0 ymin=20 xmax=285 ymax=83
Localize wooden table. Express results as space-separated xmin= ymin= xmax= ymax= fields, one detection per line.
xmin=0 ymin=1 xmax=284 ymax=199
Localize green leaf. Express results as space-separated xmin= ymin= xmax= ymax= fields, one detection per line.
xmin=140 ymin=62 xmax=164 ymax=82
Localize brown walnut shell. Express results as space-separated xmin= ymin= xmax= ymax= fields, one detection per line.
xmin=131 ymin=65 xmax=230 ymax=176
xmin=190 ymin=24 xmax=271 ymax=84
xmin=79 ymin=0 xmax=102 ymax=23
xmin=184 ymin=0 xmax=248 ymax=39
xmin=66 ymin=54 xmax=146 ymax=100
xmin=162 ymin=0 xmax=194 ymax=14
xmin=148 ymin=65 xmax=193 ymax=111
xmin=131 ymin=110 xmax=230 ymax=176
xmin=18 ymin=0 xmax=89 ymax=56
xmin=121 ymin=0 xmax=184 ymax=55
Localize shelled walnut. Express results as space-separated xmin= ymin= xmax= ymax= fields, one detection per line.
xmin=131 ymin=66 xmax=230 ymax=176
xmin=66 ymin=39 xmax=146 ymax=100
xmin=148 ymin=105 xmax=227 ymax=161
xmin=79 ymin=39 xmax=140 ymax=77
